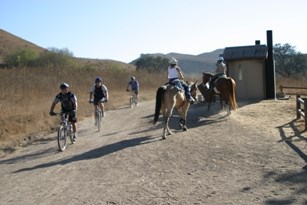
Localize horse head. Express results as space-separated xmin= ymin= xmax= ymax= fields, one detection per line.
xmin=188 ymin=80 xmax=198 ymax=103
xmin=202 ymin=72 xmax=213 ymax=84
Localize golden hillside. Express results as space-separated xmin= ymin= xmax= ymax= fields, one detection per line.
xmin=0 ymin=29 xmax=46 ymax=63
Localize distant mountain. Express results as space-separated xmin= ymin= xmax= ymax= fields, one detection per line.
xmin=0 ymin=29 xmax=134 ymax=70
xmin=0 ymin=29 xmax=223 ymax=73
xmin=130 ymin=49 xmax=224 ymax=75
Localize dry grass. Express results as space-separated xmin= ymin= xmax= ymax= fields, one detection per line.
xmin=0 ymin=65 xmax=169 ymax=151
xmin=1 ymin=68 xmax=306 ymax=152
xmin=276 ymin=75 xmax=307 ymax=96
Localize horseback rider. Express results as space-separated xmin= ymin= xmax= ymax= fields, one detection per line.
xmin=208 ymin=56 xmax=227 ymax=90
xmin=167 ymin=57 xmax=195 ymax=103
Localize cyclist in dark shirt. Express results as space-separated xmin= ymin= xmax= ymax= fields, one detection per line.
xmin=89 ymin=77 xmax=109 ymax=124
xmin=49 ymin=83 xmax=78 ymax=141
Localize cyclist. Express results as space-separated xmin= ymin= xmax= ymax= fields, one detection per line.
xmin=126 ymin=76 xmax=139 ymax=106
xmin=49 ymin=83 xmax=78 ymax=141
xmin=89 ymin=77 xmax=109 ymax=124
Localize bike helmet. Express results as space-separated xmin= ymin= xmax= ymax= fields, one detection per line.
xmin=95 ymin=77 xmax=102 ymax=83
xmin=169 ymin=57 xmax=178 ymax=65
xmin=60 ymin=83 xmax=69 ymax=89
xmin=218 ymin=56 xmax=224 ymax=61
xmin=131 ymin=76 xmax=135 ymax=80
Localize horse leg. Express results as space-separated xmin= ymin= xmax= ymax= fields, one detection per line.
xmin=224 ymin=97 xmax=230 ymax=115
xmin=178 ymin=103 xmax=189 ymax=131
xmin=179 ymin=118 xmax=187 ymax=131
xmin=207 ymin=91 xmax=213 ymax=111
xmin=162 ymin=107 xmax=174 ymax=139
xmin=219 ymin=94 xmax=223 ymax=110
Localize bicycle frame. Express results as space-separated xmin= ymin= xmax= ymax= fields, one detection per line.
xmin=90 ymin=99 xmax=106 ymax=131
xmin=130 ymin=91 xmax=137 ymax=108
xmin=57 ymin=112 xmax=75 ymax=151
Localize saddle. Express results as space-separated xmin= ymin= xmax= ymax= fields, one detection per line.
xmin=209 ymin=73 xmax=227 ymax=93
xmin=166 ymin=79 xmax=183 ymax=91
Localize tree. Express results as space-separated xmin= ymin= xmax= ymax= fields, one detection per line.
xmin=273 ymin=43 xmax=306 ymax=76
xmin=135 ymin=54 xmax=169 ymax=73
xmin=33 ymin=47 xmax=74 ymax=67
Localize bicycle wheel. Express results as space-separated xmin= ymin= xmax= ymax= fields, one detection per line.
xmin=97 ymin=111 xmax=102 ymax=132
xmin=130 ymin=96 xmax=134 ymax=108
xmin=57 ymin=125 xmax=67 ymax=151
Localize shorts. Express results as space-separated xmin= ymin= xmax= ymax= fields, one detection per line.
xmin=93 ymin=98 xmax=105 ymax=106
xmin=132 ymin=90 xmax=138 ymax=95
xmin=62 ymin=109 xmax=77 ymax=123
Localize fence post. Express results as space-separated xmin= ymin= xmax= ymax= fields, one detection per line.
xmin=304 ymin=98 xmax=307 ymax=130
xmin=297 ymin=95 xmax=301 ymax=119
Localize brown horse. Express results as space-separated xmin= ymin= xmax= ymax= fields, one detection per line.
xmin=153 ymin=81 xmax=198 ymax=139
xmin=202 ymin=72 xmax=238 ymax=115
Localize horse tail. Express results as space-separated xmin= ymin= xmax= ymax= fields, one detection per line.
xmin=228 ymin=79 xmax=238 ymax=111
xmin=153 ymin=86 xmax=165 ymax=124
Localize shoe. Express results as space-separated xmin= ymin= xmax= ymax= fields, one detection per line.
xmin=73 ymin=133 xmax=77 ymax=142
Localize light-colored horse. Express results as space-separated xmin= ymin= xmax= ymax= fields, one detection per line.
xmin=202 ymin=72 xmax=238 ymax=115
xmin=153 ymin=81 xmax=198 ymax=139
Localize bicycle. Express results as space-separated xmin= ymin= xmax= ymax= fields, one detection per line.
xmin=51 ymin=112 xmax=76 ymax=151
xmin=89 ymin=98 xmax=106 ymax=132
xmin=129 ymin=90 xmax=138 ymax=108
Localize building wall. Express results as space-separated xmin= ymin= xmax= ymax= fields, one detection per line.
xmin=228 ymin=60 xmax=265 ymax=100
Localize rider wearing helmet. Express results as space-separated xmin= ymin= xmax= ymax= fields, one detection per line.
xmin=126 ymin=76 xmax=139 ymax=106
xmin=49 ymin=83 xmax=78 ymax=141
xmin=167 ymin=57 xmax=195 ymax=103
xmin=89 ymin=77 xmax=109 ymax=123
xmin=208 ymin=56 xmax=227 ymax=90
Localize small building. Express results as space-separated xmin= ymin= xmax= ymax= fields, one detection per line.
xmin=223 ymin=44 xmax=268 ymax=100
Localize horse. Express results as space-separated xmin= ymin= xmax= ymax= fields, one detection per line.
xmin=153 ymin=81 xmax=198 ymax=139
xmin=202 ymin=72 xmax=238 ymax=115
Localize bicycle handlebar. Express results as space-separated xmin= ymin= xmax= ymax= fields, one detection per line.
xmin=89 ymin=98 xmax=107 ymax=103
xmin=49 ymin=111 xmax=76 ymax=116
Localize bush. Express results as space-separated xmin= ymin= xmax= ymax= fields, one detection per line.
xmin=3 ymin=49 xmax=37 ymax=67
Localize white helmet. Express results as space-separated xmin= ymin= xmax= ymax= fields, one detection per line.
xmin=169 ymin=57 xmax=178 ymax=65
xmin=218 ymin=56 xmax=224 ymax=61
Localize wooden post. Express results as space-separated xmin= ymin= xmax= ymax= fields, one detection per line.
xmin=297 ymin=95 xmax=301 ymax=119
xmin=279 ymin=85 xmax=283 ymax=92
xmin=304 ymin=98 xmax=307 ymax=130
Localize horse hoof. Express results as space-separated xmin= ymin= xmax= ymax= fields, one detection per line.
xmin=162 ymin=135 xmax=166 ymax=139
xmin=183 ymin=127 xmax=188 ymax=131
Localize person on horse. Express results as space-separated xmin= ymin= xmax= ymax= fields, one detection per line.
xmin=167 ymin=57 xmax=195 ymax=103
xmin=208 ymin=56 xmax=227 ymax=91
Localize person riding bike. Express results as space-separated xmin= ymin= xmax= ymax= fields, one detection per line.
xmin=49 ymin=83 xmax=78 ymax=141
xmin=208 ymin=56 xmax=227 ymax=90
xmin=167 ymin=57 xmax=195 ymax=103
xmin=126 ymin=76 xmax=139 ymax=106
xmin=89 ymin=77 xmax=109 ymax=124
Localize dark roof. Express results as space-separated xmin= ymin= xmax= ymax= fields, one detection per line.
xmin=223 ymin=45 xmax=268 ymax=61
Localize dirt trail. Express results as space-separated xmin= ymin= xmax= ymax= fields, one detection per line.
xmin=0 ymin=98 xmax=307 ymax=205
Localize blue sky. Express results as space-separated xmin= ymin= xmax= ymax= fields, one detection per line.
xmin=1 ymin=0 xmax=306 ymax=63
